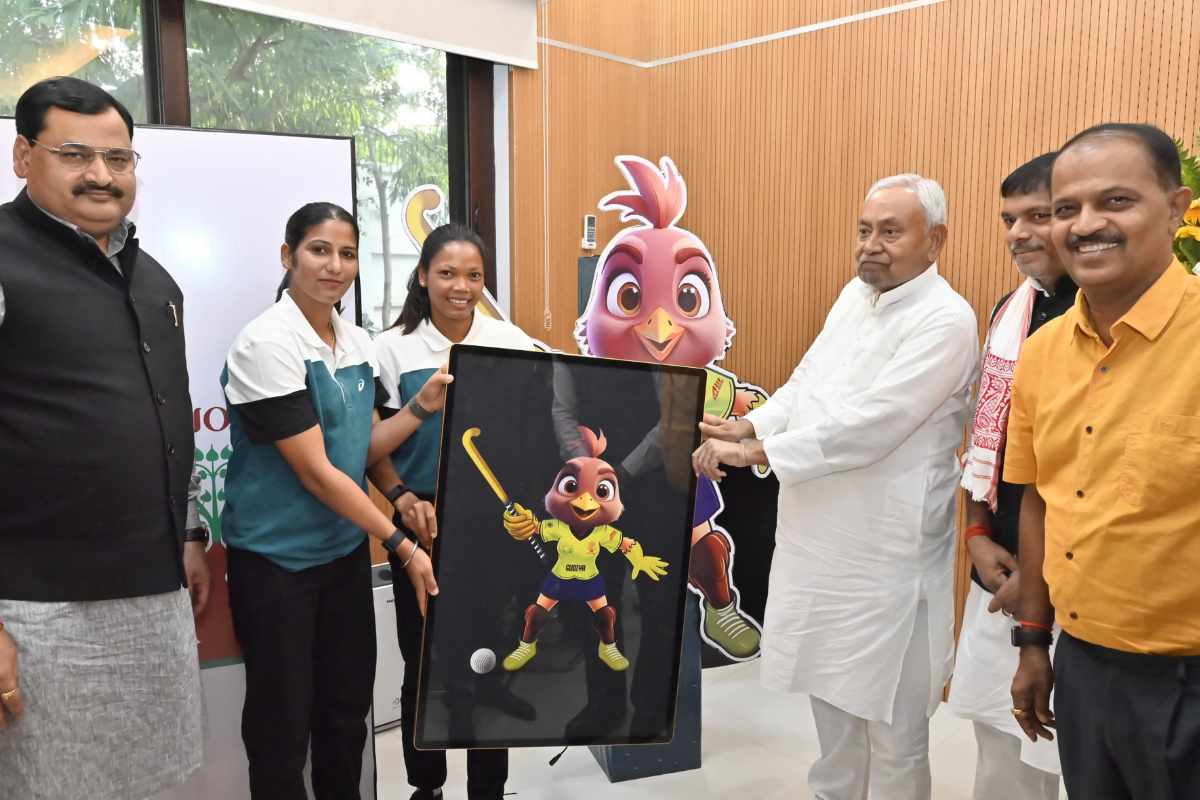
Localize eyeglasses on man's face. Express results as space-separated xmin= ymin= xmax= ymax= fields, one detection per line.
xmin=30 ymin=140 xmax=141 ymax=175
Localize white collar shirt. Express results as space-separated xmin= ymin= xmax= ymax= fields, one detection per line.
xmin=374 ymin=311 xmax=536 ymax=412
xmin=744 ymin=264 xmax=980 ymax=722
xmin=224 ymin=290 xmax=376 ymax=408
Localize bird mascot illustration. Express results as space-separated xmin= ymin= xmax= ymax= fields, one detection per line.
xmin=465 ymin=426 xmax=668 ymax=672
xmin=575 ymin=155 xmax=766 ymax=660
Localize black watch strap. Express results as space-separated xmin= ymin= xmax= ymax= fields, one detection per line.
xmin=184 ymin=526 xmax=210 ymax=546
xmin=382 ymin=529 xmax=408 ymax=555
xmin=1010 ymin=625 xmax=1053 ymax=648
xmin=407 ymin=396 xmax=435 ymax=421
xmin=384 ymin=484 xmax=407 ymax=505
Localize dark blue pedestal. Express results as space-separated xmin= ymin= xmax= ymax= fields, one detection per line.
xmin=588 ymin=593 xmax=703 ymax=782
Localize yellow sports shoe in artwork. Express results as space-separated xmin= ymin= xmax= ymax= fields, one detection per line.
xmin=503 ymin=640 xmax=537 ymax=671
xmin=598 ymin=641 xmax=630 ymax=671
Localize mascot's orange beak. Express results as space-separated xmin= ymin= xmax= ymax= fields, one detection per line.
xmin=569 ymin=492 xmax=601 ymax=520
xmin=635 ymin=307 xmax=684 ymax=362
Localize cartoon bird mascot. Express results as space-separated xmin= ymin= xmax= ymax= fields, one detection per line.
xmin=575 ymin=155 xmax=765 ymax=660
xmin=500 ymin=427 xmax=668 ymax=672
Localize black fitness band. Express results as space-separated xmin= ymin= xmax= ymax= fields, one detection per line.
xmin=382 ymin=529 xmax=408 ymax=556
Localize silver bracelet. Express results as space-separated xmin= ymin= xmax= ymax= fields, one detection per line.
xmin=399 ymin=540 xmax=420 ymax=569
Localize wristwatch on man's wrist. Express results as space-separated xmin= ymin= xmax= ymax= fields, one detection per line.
xmin=184 ymin=525 xmax=210 ymax=547
xmin=384 ymin=484 xmax=408 ymax=505
xmin=1011 ymin=625 xmax=1053 ymax=648
xmin=407 ymin=396 xmax=435 ymax=421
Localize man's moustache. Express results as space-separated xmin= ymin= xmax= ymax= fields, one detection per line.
xmin=1010 ymin=244 xmax=1044 ymax=255
xmin=1066 ymin=231 xmax=1123 ymax=248
xmin=73 ymin=182 xmax=124 ymax=199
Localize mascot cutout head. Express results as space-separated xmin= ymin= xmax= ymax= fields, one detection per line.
xmin=576 ymin=156 xmax=734 ymax=368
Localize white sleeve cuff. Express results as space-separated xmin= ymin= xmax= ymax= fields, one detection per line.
xmin=763 ymin=429 xmax=830 ymax=487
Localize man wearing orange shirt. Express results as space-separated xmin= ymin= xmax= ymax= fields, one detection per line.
xmin=1006 ymin=123 xmax=1200 ymax=799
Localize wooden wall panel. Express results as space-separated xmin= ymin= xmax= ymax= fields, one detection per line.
xmin=509 ymin=37 xmax=651 ymax=347
xmin=541 ymin=0 xmax=650 ymax=62
xmin=510 ymin=0 xmax=1200 ymax=646
xmin=647 ymin=0 xmax=922 ymax=62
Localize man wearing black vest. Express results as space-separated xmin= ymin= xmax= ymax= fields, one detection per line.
xmin=0 ymin=78 xmax=208 ymax=799
xmin=949 ymin=153 xmax=1073 ymax=800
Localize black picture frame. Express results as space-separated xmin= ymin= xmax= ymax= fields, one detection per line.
xmin=415 ymin=344 xmax=706 ymax=749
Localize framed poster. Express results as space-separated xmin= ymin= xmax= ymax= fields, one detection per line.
xmin=415 ymin=345 xmax=704 ymax=749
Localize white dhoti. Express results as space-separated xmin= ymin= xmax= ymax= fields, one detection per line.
xmin=807 ymin=599 xmax=932 ymax=800
xmin=948 ymin=581 xmax=1060 ymax=799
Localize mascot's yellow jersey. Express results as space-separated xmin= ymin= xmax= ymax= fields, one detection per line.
xmin=539 ymin=519 xmax=624 ymax=580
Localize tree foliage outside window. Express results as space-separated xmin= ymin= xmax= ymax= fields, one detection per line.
xmin=1 ymin=0 xmax=447 ymax=329
xmin=185 ymin=1 xmax=448 ymax=328
xmin=0 ymin=0 xmax=146 ymax=120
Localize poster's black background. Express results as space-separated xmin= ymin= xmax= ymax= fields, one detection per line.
xmin=416 ymin=346 xmax=704 ymax=749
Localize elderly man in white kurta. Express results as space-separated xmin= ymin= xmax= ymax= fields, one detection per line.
xmin=693 ymin=174 xmax=979 ymax=799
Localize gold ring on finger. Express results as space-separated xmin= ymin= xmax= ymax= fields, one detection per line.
xmin=1011 ymin=707 xmax=1024 ymax=716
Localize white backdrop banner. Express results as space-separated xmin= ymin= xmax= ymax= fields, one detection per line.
xmin=0 ymin=120 xmax=372 ymax=800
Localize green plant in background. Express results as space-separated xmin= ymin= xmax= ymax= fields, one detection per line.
xmin=1175 ymin=131 xmax=1200 ymax=275
xmin=194 ymin=444 xmax=231 ymax=543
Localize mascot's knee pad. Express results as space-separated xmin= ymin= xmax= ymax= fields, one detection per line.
xmin=590 ymin=606 xmax=617 ymax=644
xmin=523 ymin=603 xmax=551 ymax=642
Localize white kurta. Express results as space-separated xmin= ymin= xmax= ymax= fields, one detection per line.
xmin=745 ymin=265 xmax=979 ymax=723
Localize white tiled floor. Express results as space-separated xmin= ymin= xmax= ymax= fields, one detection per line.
xmin=375 ymin=660 xmax=1066 ymax=799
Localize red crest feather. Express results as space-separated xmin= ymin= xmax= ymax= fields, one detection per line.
xmin=600 ymin=156 xmax=687 ymax=229
xmin=577 ymin=426 xmax=607 ymax=458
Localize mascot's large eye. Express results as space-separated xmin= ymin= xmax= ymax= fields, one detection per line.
xmin=596 ymin=479 xmax=616 ymax=500
xmin=676 ymin=273 xmax=711 ymax=319
xmin=557 ymin=476 xmax=579 ymax=495
xmin=606 ymin=272 xmax=642 ymax=317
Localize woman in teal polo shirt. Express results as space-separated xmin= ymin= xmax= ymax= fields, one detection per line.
xmin=221 ymin=202 xmax=445 ymax=799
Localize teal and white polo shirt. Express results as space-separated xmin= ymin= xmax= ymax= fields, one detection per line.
xmin=375 ymin=312 xmax=534 ymax=495
xmin=221 ymin=291 xmax=382 ymax=571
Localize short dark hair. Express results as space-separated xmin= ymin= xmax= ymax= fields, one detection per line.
xmin=1058 ymin=123 xmax=1182 ymax=192
xmin=1001 ymin=152 xmax=1058 ymax=198
xmin=393 ymin=222 xmax=486 ymax=334
xmin=15 ymin=77 xmax=135 ymax=142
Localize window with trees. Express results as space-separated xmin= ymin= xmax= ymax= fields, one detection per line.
xmin=184 ymin=2 xmax=449 ymax=332
xmin=1 ymin=0 xmax=146 ymax=120
xmin=0 ymin=0 xmax=449 ymax=333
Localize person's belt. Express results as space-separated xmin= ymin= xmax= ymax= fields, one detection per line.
xmin=1062 ymin=630 xmax=1200 ymax=677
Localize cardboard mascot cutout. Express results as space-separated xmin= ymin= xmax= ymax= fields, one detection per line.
xmin=576 ymin=155 xmax=772 ymax=661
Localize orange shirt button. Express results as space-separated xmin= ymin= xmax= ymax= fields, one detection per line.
xmin=1069 ymin=612 xmax=1078 ymax=619
xmin=1100 ymin=365 xmax=1109 ymax=373
xmin=1086 ymin=426 xmax=1093 ymax=434
xmin=1066 ymin=552 xmax=1074 ymax=560
xmin=1076 ymin=490 xmax=1084 ymax=498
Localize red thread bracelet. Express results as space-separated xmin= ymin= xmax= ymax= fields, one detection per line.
xmin=964 ymin=524 xmax=992 ymax=544
xmin=1018 ymin=620 xmax=1053 ymax=632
